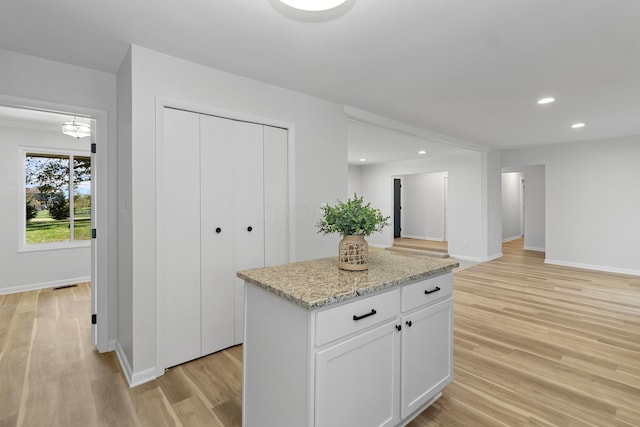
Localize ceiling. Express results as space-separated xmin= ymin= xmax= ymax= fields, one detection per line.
xmin=1 ymin=0 xmax=639 ymax=162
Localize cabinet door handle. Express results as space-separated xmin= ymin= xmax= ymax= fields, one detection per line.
xmin=424 ymin=286 xmax=441 ymax=295
xmin=405 ymin=320 xmax=412 ymax=327
xmin=352 ymin=309 xmax=377 ymax=321
xmin=395 ymin=324 xmax=402 ymax=331
xmin=247 ymin=226 xmax=253 ymax=232
xmin=215 ymin=227 xmax=222 ymax=233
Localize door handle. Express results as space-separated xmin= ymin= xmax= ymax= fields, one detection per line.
xmin=247 ymin=226 xmax=253 ymax=232
xmin=215 ymin=227 xmax=222 ymax=233
xmin=352 ymin=309 xmax=376 ymax=321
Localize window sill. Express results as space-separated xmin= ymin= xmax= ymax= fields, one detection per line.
xmin=18 ymin=240 xmax=91 ymax=253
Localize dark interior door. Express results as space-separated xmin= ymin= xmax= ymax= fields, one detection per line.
xmin=394 ymin=178 xmax=401 ymax=238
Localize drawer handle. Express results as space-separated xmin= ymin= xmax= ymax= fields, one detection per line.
xmin=424 ymin=286 xmax=441 ymax=295
xmin=353 ymin=309 xmax=377 ymax=321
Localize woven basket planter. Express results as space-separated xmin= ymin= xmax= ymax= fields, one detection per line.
xmin=338 ymin=235 xmax=369 ymax=271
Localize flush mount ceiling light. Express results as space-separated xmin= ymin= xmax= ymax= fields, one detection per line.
xmin=359 ymin=158 xmax=367 ymax=162
xmin=418 ymin=150 xmax=427 ymax=155
xmin=537 ymin=97 xmax=555 ymax=105
xmin=62 ymin=117 xmax=91 ymax=139
xmin=279 ymin=0 xmax=348 ymax=11
xmin=571 ymin=122 xmax=586 ymax=129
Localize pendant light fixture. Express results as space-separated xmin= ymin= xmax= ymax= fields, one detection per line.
xmin=62 ymin=117 xmax=91 ymax=139
xmin=279 ymin=0 xmax=347 ymax=11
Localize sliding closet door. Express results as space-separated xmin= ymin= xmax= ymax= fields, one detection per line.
xmin=161 ymin=108 xmax=202 ymax=368
xmin=233 ymin=121 xmax=265 ymax=343
xmin=200 ymin=115 xmax=236 ymax=355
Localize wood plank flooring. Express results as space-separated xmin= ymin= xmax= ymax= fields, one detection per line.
xmin=394 ymin=238 xmax=449 ymax=252
xmin=1 ymin=239 xmax=639 ymax=426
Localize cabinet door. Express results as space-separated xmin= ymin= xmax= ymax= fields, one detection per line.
xmin=160 ymin=108 xmax=203 ymax=368
xmin=200 ymin=115 xmax=236 ymax=355
xmin=316 ymin=321 xmax=400 ymax=427
xmin=232 ymin=121 xmax=265 ymax=343
xmin=401 ymin=297 xmax=453 ymax=419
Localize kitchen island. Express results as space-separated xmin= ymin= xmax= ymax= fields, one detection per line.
xmin=237 ymin=249 xmax=459 ymax=427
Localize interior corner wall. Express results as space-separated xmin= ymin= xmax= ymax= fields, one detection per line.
xmin=0 ymin=125 xmax=90 ymax=293
xmin=0 ymin=48 xmax=118 ymax=344
xmin=501 ymin=136 xmax=640 ymax=275
xmin=485 ymin=150 xmax=503 ymax=259
xmin=123 ymin=45 xmax=347 ymax=380
xmin=116 ymin=48 xmax=134 ymax=370
xmin=358 ymin=151 xmax=485 ymax=261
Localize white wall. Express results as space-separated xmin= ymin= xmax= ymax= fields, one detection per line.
xmin=0 ymin=124 xmax=90 ymax=292
xmin=502 ymin=136 xmax=640 ymax=275
xmin=0 ymin=48 xmax=118 ymax=349
xmin=485 ymin=150 xmax=503 ymax=260
xmin=501 ymin=172 xmax=522 ymax=241
xmin=400 ymin=172 xmax=447 ymax=240
xmin=348 ymin=164 xmax=362 ymax=195
xmin=357 ymin=151 xmax=487 ymax=261
xmin=118 ymin=45 xmax=348 ymax=383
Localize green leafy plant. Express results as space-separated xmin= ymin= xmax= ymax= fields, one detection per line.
xmin=317 ymin=194 xmax=390 ymax=236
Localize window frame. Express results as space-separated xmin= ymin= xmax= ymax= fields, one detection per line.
xmin=19 ymin=146 xmax=92 ymax=252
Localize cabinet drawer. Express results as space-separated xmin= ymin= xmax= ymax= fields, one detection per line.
xmin=316 ymin=289 xmax=400 ymax=347
xmin=402 ymin=273 xmax=452 ymax=313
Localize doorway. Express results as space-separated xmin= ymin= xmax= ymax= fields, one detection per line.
xmin=0 ymin=101 xmax=108 ymax=351
xmin=393 ymin=178 xmax=401 ymax=238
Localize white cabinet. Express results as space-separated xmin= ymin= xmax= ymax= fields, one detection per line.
xmin=242 ymin=272 xmax=453 ymax=427
xmin=315 ymin=289 xmax=401 ymax=427
xmin=159 ymin=108 xmax=287 ymax=369
xmin=316 ymin=320 xmax=400 ymax=427
xmin=401 ymin=298 xmax=453 ymax=419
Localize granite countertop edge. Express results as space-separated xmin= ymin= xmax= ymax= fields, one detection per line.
xmin=238 ymin=251 xmax=458 ymax=311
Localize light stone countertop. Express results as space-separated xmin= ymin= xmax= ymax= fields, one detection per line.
xmin=237 ymin=248 xmax=459 ymax=310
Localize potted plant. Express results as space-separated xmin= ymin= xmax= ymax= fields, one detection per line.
xmin=317 ymin=194 xmax=390 ymax=270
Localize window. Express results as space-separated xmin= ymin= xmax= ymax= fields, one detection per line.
xmin=24 ymin=149 xmax=91 ymax=247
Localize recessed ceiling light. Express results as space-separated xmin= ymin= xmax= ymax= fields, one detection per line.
xmin=571 ymin=123 xmax=585 ymax=129
xmin=418 ymin=150 xmax=426 ymax=155
xmin=359 ymin=158 xmax=366 ymax=162
xmin=537 ymin=97 xmax=555 ymax=105
xmin=279 ymin=0 xmax=347 ymax=11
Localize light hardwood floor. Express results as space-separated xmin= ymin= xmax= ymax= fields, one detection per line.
xmin=1 ymin=239 xmax=639 ymax=426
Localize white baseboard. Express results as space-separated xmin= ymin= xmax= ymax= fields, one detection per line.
xmin=115 ymin=341 xmax=134 ymax=386
xmin=115 ymin=341 xmax=157 ymax=388
xmin=502 ymin=235 xmax=522 ymax=243
xmin=524 ymin=246 xmax=545 ymax=252
xmin=486 ymin=252 xmax=503 ymax=261
xmin=401 ymin=235 xmax=444 ymax=241
xmin=0 ymin=276 xmax=91 ymax=295
xmin=449 ymin=254 xmax=483 ymax=262
xmin=544 ymin=259 xmax=640 ymax=277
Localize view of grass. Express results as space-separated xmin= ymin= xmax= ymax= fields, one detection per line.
xmin=26 ymin=209 xmax=91 ymax=243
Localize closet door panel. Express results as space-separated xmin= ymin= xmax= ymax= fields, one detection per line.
xmin=200 ymin=115 xmax=236 ymax=354
xmin=263 ymin=126 xmax=288 ymax=267
xmin=160 ymin=108 xmax=202 ymax=368
xmin=233 ymin=121 xmax=265 ymax=343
